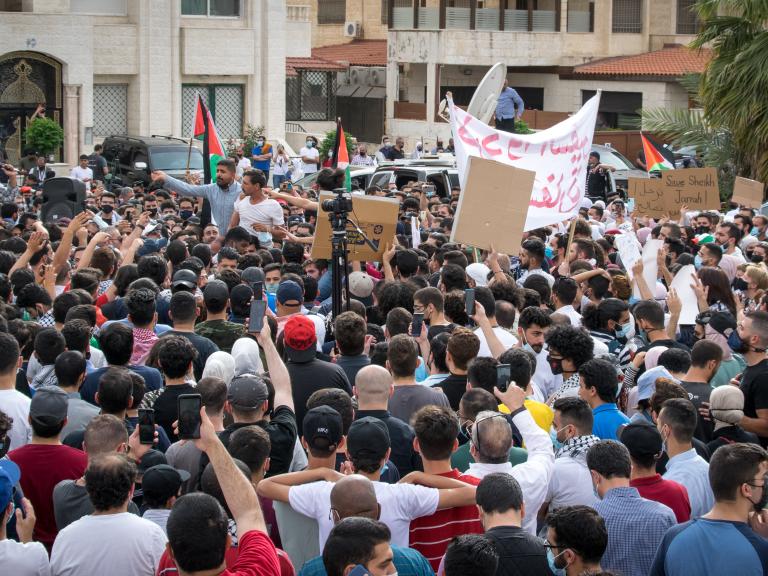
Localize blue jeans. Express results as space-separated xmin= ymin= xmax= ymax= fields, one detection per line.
xmin=272 ymin=174 xmax=287 ymax=188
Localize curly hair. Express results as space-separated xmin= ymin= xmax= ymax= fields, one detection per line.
xmin=377 ymin=281 xmax=415 ymax=318
xmin=85 ymin=454 xmax=137 ymax=511
xmin=544 ymin=325 xmax=594 ymax=367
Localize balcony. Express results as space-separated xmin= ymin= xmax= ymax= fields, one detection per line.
xmin=388 ymin=0 xmax=594 ymax=34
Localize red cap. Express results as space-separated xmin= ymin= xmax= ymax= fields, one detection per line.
xmin=284 ymin=315 xmax=317 ymax=352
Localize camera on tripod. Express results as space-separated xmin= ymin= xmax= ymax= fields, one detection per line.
xmin=320 ymin=188 xmax=354 ymax=214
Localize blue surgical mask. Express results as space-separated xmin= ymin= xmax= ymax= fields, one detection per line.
xmin=550 ymin=428 xmax=562 ymax=451
xmin=751 ymin=228 xmax=759 ymax=237
xmin=615 ymin=322 xmax=631 ymax=339
xmin=265 ymin=282 xmax=279 ymax=295
xmin=545 ymin=245 xmax=554 ymax=260
xmin=694 ymin=254 xmax=703 ymax=270
xmin=547 ymin=549 xmax=566 ymax=576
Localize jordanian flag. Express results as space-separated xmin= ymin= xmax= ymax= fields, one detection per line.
xmin=641 ymin=133 xmax=675 ymax=173
xmin=331 ymin=117 xmax=351 ymax=191
xmin=192 ymin=95 xmax=226 ymax=185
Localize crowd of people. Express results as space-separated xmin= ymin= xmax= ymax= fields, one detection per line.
xmin=0 ymin=148 xmax=767 ymax=576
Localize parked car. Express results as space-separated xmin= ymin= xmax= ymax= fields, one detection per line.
xmin=591 ymin=144 xmax=648 ymax=195
xmin=101 ymin=135 xmax=204 ymax=188
xmin=292 ymin=165 xmax=376 ymax=192
xmin=369 ymin=158 xmax=460 ymax=198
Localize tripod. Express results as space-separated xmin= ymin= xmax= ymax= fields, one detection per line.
xmin=329 ymin=209 xmax=351 ymax=320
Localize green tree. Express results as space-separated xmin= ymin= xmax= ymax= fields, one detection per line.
xmin=25 ymin=117 xmax=64 ymax=157
xmin=318 ymin=129 xmax=356 ymax=164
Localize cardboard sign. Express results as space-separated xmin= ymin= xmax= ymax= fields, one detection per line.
xmin=450 ymin=156 xmax=536 ymax=255
xmin=670 ymin=265 xmax=699 ymax=325
xmin=629 ymin=168 xmax=719 ymax=218
xmin=732 ymin=177 xmax=764 ymax=208
xmin=310 ymin=193 xmax=399 ymax=261
xmin=632 ymin=238 xmax=663 ymax=299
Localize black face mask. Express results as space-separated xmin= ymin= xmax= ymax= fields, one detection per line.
xmin=101 ymin=205 xmax=113 ymax=214
xmin=695 ymin=226 xmax=709 ymax=235
xmin=547 ymin=355 xmax=564 ymax=375
xmin=752 ymin=254 xmax=765 ymax=264
xmin=749 ymin=474 xmax=768 ymax=512
xmin=733 ymin=278 xmax=749 ymax=292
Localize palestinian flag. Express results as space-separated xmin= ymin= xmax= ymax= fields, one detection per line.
xmin=192 ymin=95 xmax=226 ymax=185
xmin=331 ymin=117 xmax=351 ymax=191
xmin=641 ymin=133 xmax=675 ymax=173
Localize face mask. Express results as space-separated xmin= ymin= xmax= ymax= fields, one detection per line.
xmin=694 ymin=254 xmax=703 ymax=270
xmin=728 ymin=330 xmax=749 ymax=353
xmin=733 ymin=278 xmax=749 ymax=291
xmin=748 ymin=475 xmax=768 ymax=512
xmin=616 ymin=321 xmax=631 ymax=339
xmin=305 ymin=141 xmax=314 ymax=148
xmin=548 ymin=355 xmax=564 ymax=375
xmin=751 ymin=228 xmax=760 ymax=237
xmin=179 ymin=210 xmax=193 ymax=220
xmin=101 ymin=205 xmax=113 ymax=214
xmin=147 ymin=208 xmax=157 ymax=217
xmin=546 ymin=549 xmax=567 ymax=576
xmin=695 ymin=226 xmax=709 ymax=235
xmin=265 ymin=282 xmax=279 ymax=295
xmin=257 ymin=140 xmax=264 ymax=146
xmin=544 ymin=245 xmax=554 ymax=260
xmin=384 ymin=142 xmax=392 ymax=148
xmin=549 ymin=428 xmax=562 ymax=451
xmin=416 ymin=145 xmax=422 ymax=151
xmin=752 ymin=254 xmax=764 ymax=264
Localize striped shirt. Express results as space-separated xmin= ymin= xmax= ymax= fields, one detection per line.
xmin=408 ymin=469 xmax=483 ymax=572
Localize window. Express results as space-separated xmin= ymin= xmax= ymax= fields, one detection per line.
xmin=70 ymin=0 xmax=126 ymax=14
xmin=381 ymin=0 xmax=388 ymax=25
xmin=612 ymin=0 xmax=641 ymax=33
xmin=583 ymin=90 xmax=642 ymax=130
xmin=181 ymin=85 xmax=243 ymax=139
xmin=93 ymin=85 xmax=127 ymax=137
xmin=318 ymin=0 xmax=346 ymax=24
xmin=285 ymin=71 xmax=337 ymax=121
xmin=676 ymin=0 xmax=699 ymax=34
xmin=181 ymin=0 xmax=240 ymax=17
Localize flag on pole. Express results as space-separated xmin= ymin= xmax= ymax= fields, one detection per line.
xmin=331 ymin=117 xmax=351 ymax=191
xmin=641 ymin=133 xmax=675 ymax=173
xmin=192 ymin=95 xmax=226 ymax=185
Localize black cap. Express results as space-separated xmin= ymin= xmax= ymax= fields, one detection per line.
xmin=708 ymin=311 xmax=737 ymax=338
xmin=347 ymin=417 xmax=390 ymax=460
xmin=303 ymin=406 xmax=343 ymax=452
xmin=203 ymin=280 xmax=230 ymax=310
xmin=141 ymin=464 xmax=191 ymax=503
xmin=227 ymin=375 xmax=270 ymax=410
xmin=172 ymin=269 xmax=198 ymax=290
xmin=138 ymin=449 xmax=167 ymax=474
xmin=29 ymin=386 xmax=68 ymax=427
xmin=619 ymin=421 xmax=663 ymax=458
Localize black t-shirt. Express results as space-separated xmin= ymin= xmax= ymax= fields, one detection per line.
xmin=427 ymin=323 xmax=455 ymax=342
xmin=433 ymin=373 xmax=467 ymax=411
xmin=355 ymin=409 xmax=422 ymax=476
xmin=149 ymin=383 xmax=196 ymax=441
xmin=741 ymin=359 xmax=768 ymax=447
xmin=680 ymin=380 xmax=714 ymax=443
xmin=88 ymin=153 xmax=107 ymax=181
xmin=287 ymin=358 xmax=351 ymax=437
xmin=161 ymin=330 xmax=219 ymax=381
xmin=485 ymin=525 xmax=549 ymax=576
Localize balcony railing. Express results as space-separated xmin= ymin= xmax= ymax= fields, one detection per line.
xmin=388 ymin=0 xmax=568 ymax=33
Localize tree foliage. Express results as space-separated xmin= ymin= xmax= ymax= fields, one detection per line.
xmin=25 ymin=117 xmax=64 ymax=156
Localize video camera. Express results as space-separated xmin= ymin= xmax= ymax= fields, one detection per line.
xmin=320 ymin=187 xmax=353 ymax=215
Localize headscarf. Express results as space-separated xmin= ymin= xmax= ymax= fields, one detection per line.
xmin=202 ymin=351 xmax=236 ymax=387
xmin=719 ymin=254 xmax=738 ymax=283
xmin=232 ymin=337 xmax=264 ymax=376
xmin=644 ymin=346 xmax=668 ymax=371
xmin=636 ymin=227 xmax=652 ymax=246
xmin=705 ymin=322 xmax=733 ymax=361
xmin=710 ymin=385 xmax=744 ymax=431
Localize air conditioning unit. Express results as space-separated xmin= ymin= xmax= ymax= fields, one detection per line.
xmin=344 ymin=21 xmax=362 ymax=37
xmin=370 ymin=68 xmax=385 ymax=86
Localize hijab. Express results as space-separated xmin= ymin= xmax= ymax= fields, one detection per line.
xmin=232 ymin=337 xmax=264 ymax=376
xmin=202 ymin=351 xmax=236 ymax=387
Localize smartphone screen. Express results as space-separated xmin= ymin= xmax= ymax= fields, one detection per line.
xmin=251 ymin=281 xmax=263 ymax=301
xmin=496 ymin=364 xmax=511 ymax=393
xmin=465 ymin=288 xmax=475 ymax=317
xmin=412 ymin=312 xmax=424 ymax=338
xmin=248 ymin=300 xmax=267 ymax=333
xmin=177 ymin=394 xmax=202 ymax=439
xmin=138 ymin=409 xmax=155 ymax=445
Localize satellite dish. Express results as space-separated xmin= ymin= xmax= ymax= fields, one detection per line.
xmin=467 ymin=62 xmax=507 ymax=124
xmin=437 ymin=98 xmax=450 ymax=122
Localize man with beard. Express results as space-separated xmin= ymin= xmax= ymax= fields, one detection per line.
xmin=517 ymin=237 xmax=554 ymax=287
xmin=151 ymin=159 xmax=241 ymax=234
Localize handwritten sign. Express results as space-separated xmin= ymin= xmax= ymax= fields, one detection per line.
xmin=614 ymin=232 xmax=641 ymax=273
xmin=670 ymin=265 xmax=699 ymax=325
xmin=732 ymin=177 xmax=764 ymax=208
xmin=629 ymin=168 xmax=720 ymax=218
xmin=311 ymin=194 xmax=399 ymax=261
xmin=451 ymin=156 xmax=536 ymax=256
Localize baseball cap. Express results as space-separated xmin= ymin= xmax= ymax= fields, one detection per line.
xmin=283 ymin=315 xmax=317 ymax=362
xmin=303 ymin=406 xmax=343 ymax=453
xmin=138 ymin=449 xmax=167 ymax=474
xmin=204 ymin=280 xmax=230 ymax=310
xmin=141 ymin=464 xmax=191 ymax=503
xmin=230 ymin=284 xmax=254 ymax=310
xmin=241 ymin=266 xmax=265 ymax=285
xmin=619 ymin=421 xmax=663 ymax=458
xmin=466 ymin=262 xmax=491 ymax=287
xmin=172 ymin=268 xmax=198 ymax=291
xmin=227 ymin=374 xmax=270 ymax=410
xmin=277 ymin=280 xmax=303 ymax=306
xmin=29 ymin=385 xmax=68 ymax=427
xmin=347 ymin=417 xmax=390 ymax=461
xmin=637 ymin=366 xmax=676 ymax=401
xmin=348 ymin=271 xmax=374 ymax=299
xmin=0 ymin=460 xmax=20 ymax=510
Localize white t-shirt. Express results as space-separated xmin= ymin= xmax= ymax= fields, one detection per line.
xmin=234 ymin=196 xmax=285 ymax=246
xmin=69 ymin=166 xmax=93 ymax=182
xmin=0 ymin=538 xmax=50 ymax=575
xmin=236 ymin=157 xmax=252 ymax=178
xmin=288 ymin=479 xmax=439 ymax=549
xmin=546 ymin=454 xmax=598 ymax=512
xmin=474 ymin=326 xmax=518 ymax=358
xmin=273 ymin=154 xmax=290 ymax=176
xmin=0 ymin=389 xmax=31 ymax=451
xmin=299 ymin=146 xmax=319 ymax=174
xmin=50 ymin=512 xmax=167 ymax=576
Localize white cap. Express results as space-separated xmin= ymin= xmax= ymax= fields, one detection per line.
xmin=580 ymin=197 xmax=593 ymax=210
xmin=466 ymin=262 xmax=491 ymax=287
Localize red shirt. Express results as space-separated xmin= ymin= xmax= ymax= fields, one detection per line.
xmin=408 ymin=469 xmax=483 ymax=572
xmin=156 ymin=531 xmax=291 ymax=576
xmin=630 ymin=474 xmax=691 ymax=523
xmin=8 ymin=443 xmax=87 ymax=548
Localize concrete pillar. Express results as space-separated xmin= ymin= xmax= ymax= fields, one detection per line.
xmin=63 ymin=84 xmax=80 ymax=165
xmin=426 ymin=61 xmax=438 ymax=132
xmin=385 ymin=57 xmax=399 ymax=134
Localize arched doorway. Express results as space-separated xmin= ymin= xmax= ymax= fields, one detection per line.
xmin=0 ymin=51 xmax=63 ymax=165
